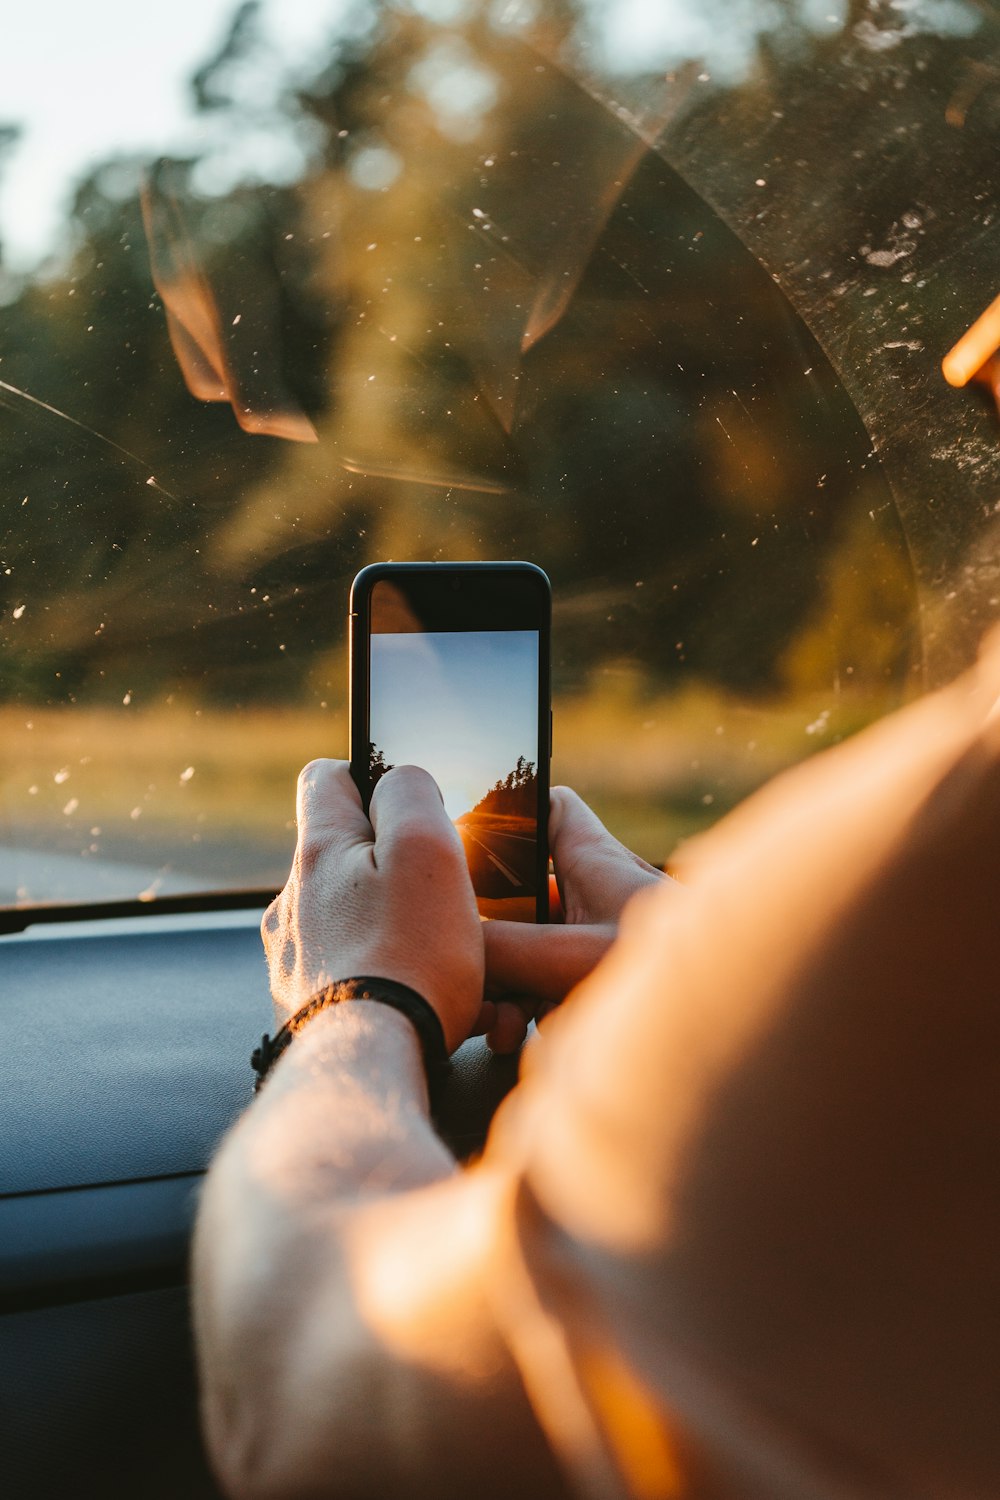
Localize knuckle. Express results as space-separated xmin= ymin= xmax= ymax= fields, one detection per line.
xmin=410 ymin=822 xmax=461 ymax=868
xmin=298 ymin=757 xmax=332 ymax=786
xmin=260 ymin=898 xmax=282 ymax=944
xmin=373 ymin=762 xmax=436 ymax=805
xmin=630 ymin=850 xmax=664 ymax=882
xmin=293 ymin=830 xmax=329 ymax=879
xmin=279 ymin=935 xmax=299 ymax=977
xmin=389 ymin=762 xmax=432 ymax=785
xmin=387 ymin=805 xmax=447 ymax=847
xmin=296 ymin=758 xmax=342 ymax=814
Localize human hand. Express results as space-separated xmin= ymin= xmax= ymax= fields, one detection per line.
xmin=481 ymin=787 xmax=672 ymax=1048
xmin=262 ymin=760 xmax=484 ymax=1054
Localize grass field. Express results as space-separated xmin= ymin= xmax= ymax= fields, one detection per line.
xmin=0 ymin=679 xmax=897 ymax=901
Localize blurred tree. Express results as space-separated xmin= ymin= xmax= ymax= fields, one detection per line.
xmin=0 ymin=0 xmax=927 ymax=713
xmin=0 ymin=123 xmax=21 ymax=266
xmin=190 ymin=1 xmax=262 ymax=112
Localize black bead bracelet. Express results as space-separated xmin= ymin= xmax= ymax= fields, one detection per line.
xmin=250 ymin=976 xmax=450 ymax=1096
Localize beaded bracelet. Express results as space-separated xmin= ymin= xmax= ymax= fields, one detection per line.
xmin=250 ymin=976 xmax=450 ymax=1096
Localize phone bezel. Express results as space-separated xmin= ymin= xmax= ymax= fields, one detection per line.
xmin=349 ymin=561 xmax=551 ymax=923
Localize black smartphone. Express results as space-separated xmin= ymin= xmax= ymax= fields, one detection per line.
xmin=350 ymin=561 xmax=551 ymax=923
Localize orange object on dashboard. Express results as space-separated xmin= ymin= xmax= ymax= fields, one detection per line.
xmin=943 ymin=292 xmax=1000 ymax=387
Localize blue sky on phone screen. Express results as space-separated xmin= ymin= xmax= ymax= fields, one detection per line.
xmin=370 ymin=630 xmax=538 ymax=821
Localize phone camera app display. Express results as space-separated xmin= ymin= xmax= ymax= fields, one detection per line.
xmin=368 ymin=627 xmax=540 ymax=922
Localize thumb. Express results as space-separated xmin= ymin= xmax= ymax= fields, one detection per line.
xmin=549 ymin=786 xmax=662 ymax=924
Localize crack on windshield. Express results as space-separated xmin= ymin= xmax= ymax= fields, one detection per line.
xmin=339 ymin=455 xmax=511 ymax=495
xmin=517 ymin=75 xmax=692 ymax=356
xmin=7 ymin=0 xmax=999 ymax=907
xmin=0 ymin=379 xmax=175 ymax=499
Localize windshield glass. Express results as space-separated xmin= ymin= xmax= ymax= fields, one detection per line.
xmin=2 ymin=0 xmax=998 ymax=908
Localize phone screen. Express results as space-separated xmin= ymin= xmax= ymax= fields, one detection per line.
xmin=354 ymin=566 xmax=550 ymax=922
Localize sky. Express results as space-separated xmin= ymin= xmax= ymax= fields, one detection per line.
xmin=369 ymin=629 xmax=539 ymax=820
xmin=0 ymin=0 xmax=347 ymax=271
xmin=0 ymin=0 xmax=869 ymax=273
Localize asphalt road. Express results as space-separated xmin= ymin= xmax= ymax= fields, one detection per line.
xmin=457 ymin=819 xmax=537 ymax=900
xmin=0 ymin=845 xmax=211 ymax=905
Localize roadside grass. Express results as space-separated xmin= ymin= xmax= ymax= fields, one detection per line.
xmin=0 ymin=680 xmax=893 ymax=882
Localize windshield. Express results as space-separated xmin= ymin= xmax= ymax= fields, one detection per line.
xmin=2 ymin=0 xmax=998 ymax=909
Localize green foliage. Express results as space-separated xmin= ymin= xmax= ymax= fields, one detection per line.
xmin=468 ymin=756 xmax=537 ymax=819
xmin=0 ymin=0 xmax=923 ymax=716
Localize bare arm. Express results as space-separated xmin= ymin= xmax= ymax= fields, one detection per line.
xmin=193 ymin=761 xmax=570 ymax=1499
xmin=194 ymin=1006 xmax=566 ymax=1499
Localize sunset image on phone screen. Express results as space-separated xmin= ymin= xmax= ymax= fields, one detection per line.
xmin=369 ymin=629 xmax=539 ymax=920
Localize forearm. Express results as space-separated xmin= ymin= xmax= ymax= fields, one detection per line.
xmin=209 ymin=1000 xmax=457 ymax=1210
xmin=193 ymin=1004 xmax=453 ymax=1491
xmin=193 ymin=1004 xmax=562 ymax=1499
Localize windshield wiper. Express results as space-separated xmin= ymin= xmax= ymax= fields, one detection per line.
xmin=0 ymin=888 xmax=278 ymax=937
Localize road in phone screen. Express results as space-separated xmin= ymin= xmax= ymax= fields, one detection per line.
xmin=369 ymin=629 xmax=539 ymax=920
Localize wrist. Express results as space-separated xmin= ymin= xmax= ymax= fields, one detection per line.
xmin=228 ymin=1002 xmax=456 ymax=1198
xmin=262 ymin=1001 xmax=431 ymax=1102
xmin=253 ymin=976 xmax=450 ymax=1099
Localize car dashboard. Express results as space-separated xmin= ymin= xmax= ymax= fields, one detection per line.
xmin=0 ymin=906 xmax=518 ymax=1497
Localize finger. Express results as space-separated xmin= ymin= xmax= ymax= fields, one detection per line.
xmin=295 ymin=759 xmax=371 ymax=846
xmin=484 ymin=919 xmax=616 ymax=1005
xmin=469 ymin=999 xmax=498 ymax=1038
xmin=486 ymin=998 xmax=533 ymax=1054
xmin=368 ymin=763 xmax=462 ymax=859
